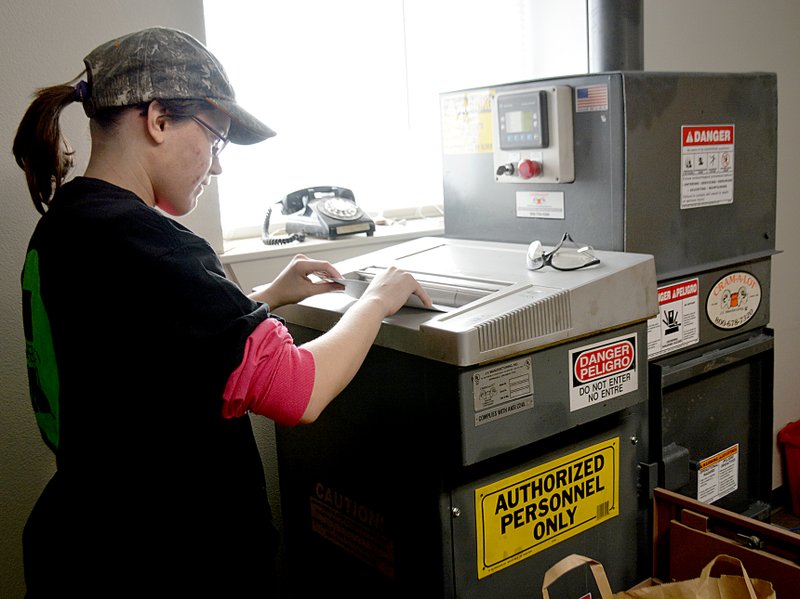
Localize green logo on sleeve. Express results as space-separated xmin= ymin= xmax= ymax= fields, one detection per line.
xmin=22 ymin=249 xmax=60 ymax=451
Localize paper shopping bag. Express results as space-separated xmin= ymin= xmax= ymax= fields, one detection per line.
xmin=617 ymin=554 xmax=775 ymax=599
xmin=541 ymin=554 xmax=614 ymax=599
xmin=541 ymin=553 xmax=776 ymax=599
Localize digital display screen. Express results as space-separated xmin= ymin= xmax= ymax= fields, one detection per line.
xmin=497 ymin=90 xmax=548 ymax=150
xmin=505 ymin=110 xmax=534 ymax=134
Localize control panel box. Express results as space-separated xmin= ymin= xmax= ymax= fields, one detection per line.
xmin=492 ymin=85 xmax=574 ymax=184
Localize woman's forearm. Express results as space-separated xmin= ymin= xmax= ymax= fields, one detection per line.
xmin=299 ymin=296 xmax=387 ymax=423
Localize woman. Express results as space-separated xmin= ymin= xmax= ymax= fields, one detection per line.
xmin=13 ymin=27 xmax=430 ymax=597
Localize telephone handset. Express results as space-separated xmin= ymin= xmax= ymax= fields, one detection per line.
xmin=262 ymin=186 xmax=375 ymax=245
xmin=281 ymin=185 xmax=354 ymax=214
xmin=283 ymin=186 xmax=375 ymax=240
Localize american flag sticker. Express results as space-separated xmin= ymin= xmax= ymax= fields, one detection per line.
xmin=575 ymin=84 xmax=608 ymax=112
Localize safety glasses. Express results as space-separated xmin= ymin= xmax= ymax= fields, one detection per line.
xmin=526 ymin=232 xmax=600 ymax=271
xmin=191 ymin=115 xmax=230 ymax=157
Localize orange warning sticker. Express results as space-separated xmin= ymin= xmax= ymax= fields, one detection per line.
xmin=697 ymin=444 xmax=739 ymax=504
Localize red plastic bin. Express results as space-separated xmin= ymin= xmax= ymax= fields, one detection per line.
xmin=778 ymin=419 xmax=800 ymax=516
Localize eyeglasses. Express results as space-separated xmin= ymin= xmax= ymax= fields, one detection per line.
xmin=191 ymin=115 xmax=230 ymax=157
xmin=526 ymin=232 xmax=600 ymax=271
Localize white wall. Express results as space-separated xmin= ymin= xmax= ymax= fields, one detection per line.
xmin=1 ymin=1 xmax=798 ymax=597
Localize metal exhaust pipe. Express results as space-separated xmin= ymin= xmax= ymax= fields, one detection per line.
xmin=587 ymin=0 xmax=644 ymax=72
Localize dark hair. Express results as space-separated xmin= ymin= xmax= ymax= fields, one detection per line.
xmin=13 ymin=82 xmax=80 ymax=215
xmin=12 ymin=83 xmax=211 ymax=215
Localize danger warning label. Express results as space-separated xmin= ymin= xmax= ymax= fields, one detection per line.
xmin=647 ymin=278 xmax=700 ymax=359
xmin=680 ymin=124 xmax=735 ymax=209
xmin=569 ymin=334 xmax=638 ymax=411
xmin=475 ymin=438 xmax=619 ymax=578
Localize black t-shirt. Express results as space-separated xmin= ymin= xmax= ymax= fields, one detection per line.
xmin=22 ymin=177 xmax=278 ymax=596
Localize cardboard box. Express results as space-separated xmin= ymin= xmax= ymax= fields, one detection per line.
xmin=648 ymin=488 xmax=800 ymax=595
xmin=543 ymin=488 xmax=800 ymax=598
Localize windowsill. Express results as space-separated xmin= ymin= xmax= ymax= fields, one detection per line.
xmin=219 ymin=216 xmax=445 ymax=265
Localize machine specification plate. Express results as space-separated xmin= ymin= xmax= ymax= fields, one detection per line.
xmin=473 ymin=357 xmax=534 ymax=426
xmin=475 ymin=438 xmax=619 ymax=579
xmin=647 ymin=278 xmax=700 ymax=359
xmin=568 ymin=334 xmax=638 ymax=411
xmin=680 ymin=124 xmax=735 ymax=209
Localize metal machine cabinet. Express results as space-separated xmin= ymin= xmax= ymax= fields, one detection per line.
xmin=649 ymin=328 xmax=775 ymax=519
xmin=441 ymin=72 xmax=777 ymax=281
xmin=647 ymin=260 xmax=774 ymax=518
xmin=273 ymin=70 xmax=778 ymax=595
xmin=440 ymin=71 xmax=778 ymax=516
xmin=277 ymin=324 xmax=650 ymax=598
xmin=275 ymin=239 xmax=658 ymax=597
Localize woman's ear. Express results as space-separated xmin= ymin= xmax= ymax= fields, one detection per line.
xmin=145 ymin=100 xmax=170 ymax=145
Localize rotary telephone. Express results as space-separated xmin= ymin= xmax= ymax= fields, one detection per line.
xmin=262 ymin=186 xmax=375 ymax=245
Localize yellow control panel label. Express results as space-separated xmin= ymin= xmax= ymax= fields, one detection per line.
xmin=475 ymin=438 xmax=619 ymax=579
xmin=440 ymin=90 xmax=495 ymax=155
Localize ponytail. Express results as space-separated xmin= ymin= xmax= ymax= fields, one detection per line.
xmin=12 ymin=82 xmax=82 ymax=215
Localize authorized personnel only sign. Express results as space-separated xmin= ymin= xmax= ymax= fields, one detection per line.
xmin=569 ymin=334 xmax=638 ymax=411
xmin=680 ymin=124 xmax=735 ymax=209
xmin=475 ymin=438 xmax=619 ymax=579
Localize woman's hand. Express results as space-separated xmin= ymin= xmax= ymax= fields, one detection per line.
xmin=359 ymin=266 xmax=433 ymax=314
xmin=298 ymin=266 xmax=432 ymax=422
xmin=249 ymin=254 xmax=344 ymax=309
xmin=248 ymin=257 xmax=433 ymax=423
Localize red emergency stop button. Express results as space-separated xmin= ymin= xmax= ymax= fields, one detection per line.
xmin=518 ymin=159 xmax=542 ymax=179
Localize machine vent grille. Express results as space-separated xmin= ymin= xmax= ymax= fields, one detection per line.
xmin=477 ymin=290 xmax=571 ymax=353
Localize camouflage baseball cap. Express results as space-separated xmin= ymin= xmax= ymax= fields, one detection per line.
xmin=82 ymin=27 xmax=275 ymax=144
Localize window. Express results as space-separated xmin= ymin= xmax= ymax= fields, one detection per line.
xmin=203 ymin=0 xmax=587 ymax=239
